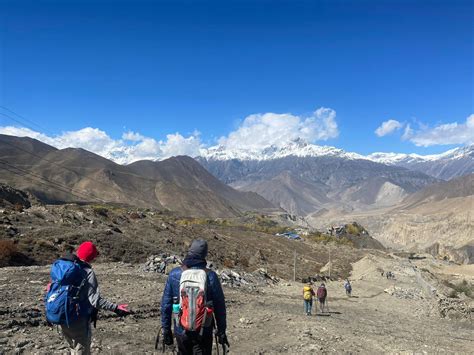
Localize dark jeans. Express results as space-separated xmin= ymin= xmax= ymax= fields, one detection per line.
xmin=176 ymin=332 xmax=213 ymax=355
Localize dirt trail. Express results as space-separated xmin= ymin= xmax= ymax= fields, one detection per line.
xmin=1 ymin=255 xmax=473 ymax=354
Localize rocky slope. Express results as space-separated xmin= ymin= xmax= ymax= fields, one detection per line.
xmin=0 ymin=184 xmax=32 ymax=209
xmin=309 ymin=174 xmax=474 ymax=264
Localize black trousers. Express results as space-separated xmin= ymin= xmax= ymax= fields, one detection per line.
xmin=176 ymin=332 xmax=213 ymax=355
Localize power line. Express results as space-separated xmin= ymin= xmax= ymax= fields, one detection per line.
xmin=0 ymin=160 xmax=105 ymax=202
xmin=1 ymin=164 xmax=91 ymax=202
xmin=0 ymin=120 xmax=123 ymax=195
xmin=0 ymin=108 xmax=145 ymax=188
xmin=0 ymin=128 xmax=159 ymax=201
xmin=0 ymin=106 xmax=48 ymax=132
xmin=0 ymin=107 xmax=156 ymax=206
xmin=0 ymin=159 xmax=106 ymax=203
xmin=0 ymin=107 xmax=111 ymax=203
xmin=0 ymin=112 xmax=43 ymax=134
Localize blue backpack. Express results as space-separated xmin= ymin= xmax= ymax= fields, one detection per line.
xmin=45 ymin=259 xmax=90 ymax=326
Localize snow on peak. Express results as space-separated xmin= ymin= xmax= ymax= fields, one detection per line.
xmin=199 ymin=139 xmax=474 ymax=164
xmin=199 ymin=138 xmax=365 ymax=161
xmin=367 ymin=144 xmax=474 ymax=165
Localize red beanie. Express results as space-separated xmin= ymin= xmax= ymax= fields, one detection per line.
xmin=76 ymin=241 xmax=98 ymax=263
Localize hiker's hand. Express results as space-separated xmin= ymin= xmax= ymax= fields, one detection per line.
xmin=163 ymin=328 xmax=173 ymax=346
xmin=114 ymin=304 xmax=131 ymax=317
xmin=217 ymin=332 xmax=230 ymax=347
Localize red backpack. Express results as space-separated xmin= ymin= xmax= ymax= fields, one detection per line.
xmin=179 ymin=268 xmax=212 ymax=332
xmin=317 ymin=286 xmax=327 ymax=299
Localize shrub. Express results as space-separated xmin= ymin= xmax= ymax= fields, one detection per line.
xmin=93 ymin=206 xmax=108 ymax=217
xmin=129 ymin=212 xmax=142 ymax=219
xmin=0 ymin=240 xmax=17 ymax=266
xmin=305 ymin=232 xmax=354 ymax=246
xmin=448 ymin=289 xmax=458 ymax=298
xmin=13 ymin=203 xmax=24 ymax=212
xmin=30 ymin=210 xmax=45 ymax=219
xmin=238 ymin=256 xmax=250 ymax=268
xmin=453 ymin=280 xmax=473 ymax=298
xmin=444 ymin=279 xmax=473 ymax=299
xmin=345 ymin=223 xmax=362 ymax=235
xmin=37 ymin=239 xmax=55 ymax=249
xmin=223 ymin=258 xmax=235 ymax=268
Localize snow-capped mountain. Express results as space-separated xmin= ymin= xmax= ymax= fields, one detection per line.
xmin=200 ymin=138 xmax=365 ymax=161
xmin=199 ymin=140 xmax=474 ymax=181
xmin=196 ymin=139 xmax=473 ymax=215
xmin=367 ymin=144 xmax=474 ymax=165
xmin=367 ymin=145 xmax=474 ymax=180
xmin=197 ymin=139 xmax=440 ymax=216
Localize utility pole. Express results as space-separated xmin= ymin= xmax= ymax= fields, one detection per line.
xmin=328 ymin=247 xmax=331 ymax=279
xmin=293 ymin=249 xmax=296 ymax=282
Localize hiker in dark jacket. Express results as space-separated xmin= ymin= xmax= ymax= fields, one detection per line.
xmin=344 ymin=279 xmax=352 ymax=297
xmin=51 ymin=241 xmax=130 ymax=354
xmin=161 ymin=239 xmax=228 ymax=355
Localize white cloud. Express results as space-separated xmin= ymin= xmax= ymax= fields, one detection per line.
xmin=401 ymin=124 xmax=414 ymax=141
xmin=375 ymin=119 xmax=403 ymax=137
xmin=159 ymin=132 xmax=202 ymax=159
xmin=0 ymin=126 xmax=202 ymax=164
xmin=408 ymin=114 xmax=474 ymax=147
xmin=122 ymin=131 xmax=145 ymax=141
xmin=218 ymin=107 xmax=339 ymax=150
xmin=0 ymin=106 xmax=340 ymax=162
xmin=0 ymin=126 xmax=57 ymax=145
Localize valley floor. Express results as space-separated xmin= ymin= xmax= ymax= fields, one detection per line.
xmin=1 ymin=254 xmax=473 ymax=354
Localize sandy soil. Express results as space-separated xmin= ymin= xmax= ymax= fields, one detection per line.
xmin=1 ymin=253 xmax=472 ymax=354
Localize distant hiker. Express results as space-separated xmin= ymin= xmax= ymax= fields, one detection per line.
xmin=317 ymin=283 xmax=328 ymax=313
xmin=344 ymin=279 xmax=352 ymax=297
xmin=161 ymin=239 xmax=228 ymax=355
xmin=303 ymin=282 xmax=316 ymax=316
xmin=45 ymin=241 xmax=130 ymax=355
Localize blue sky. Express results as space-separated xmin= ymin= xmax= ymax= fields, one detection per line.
xmin=0 ymin=0 xmax=472 ymax=160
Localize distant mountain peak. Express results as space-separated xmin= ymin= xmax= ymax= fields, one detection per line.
xmin=199 ymin=139 xmax=365 ymax=161
xmin=367 ymin=144 xmax=474 ymax=165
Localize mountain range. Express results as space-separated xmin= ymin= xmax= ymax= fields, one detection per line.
xmin=367 ymin=144 xmax=474 ymax=180
xmin=1 ymin=133 xmax=472 ymax=262
xmin=0 ymin=134 xmax=276 ymax=217
xmin=197 ymin=140 xmax=444 ymax=215
xmin=199 ymin=139 xmax=474 ymax=180
xmin=3 ymin=133 xmax=471 ymax=219
xmin=196 ymin=139 xmax=473 ymax=216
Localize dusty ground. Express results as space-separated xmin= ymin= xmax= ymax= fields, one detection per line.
xmin=1 ymin=253 xmax=472 ymax=354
